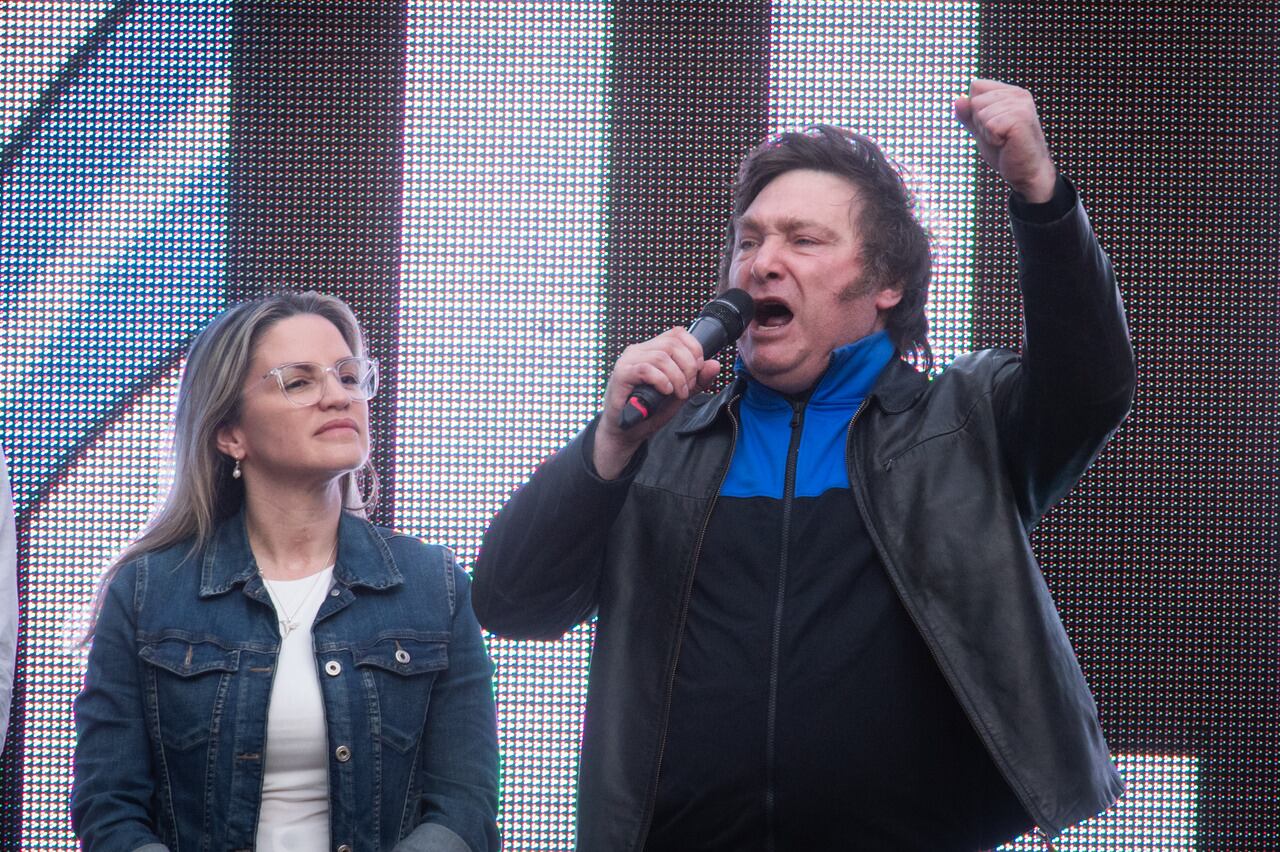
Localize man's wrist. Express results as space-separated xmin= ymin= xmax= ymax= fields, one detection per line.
xmin=1011 ymin=174 xmax=1075 ymax=224
xmin=583 ymin=418 xmax=644 ymax=482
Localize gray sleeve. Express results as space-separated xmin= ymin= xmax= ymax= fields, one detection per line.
xmin=392 ymin=821 xmax=473 ymax=852
xmin=0 ymin=452 xmax=17 ymax=756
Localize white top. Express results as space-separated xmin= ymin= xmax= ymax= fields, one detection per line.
xmin=0 ymin=452 xmax=16 ymax=755
xmin=255 ymin=565 xmax=334 ymax=852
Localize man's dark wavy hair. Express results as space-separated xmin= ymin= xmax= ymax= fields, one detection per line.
xmin=719 ymin=124 xmax=933 ymax=369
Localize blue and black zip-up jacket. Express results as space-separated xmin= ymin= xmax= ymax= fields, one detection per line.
xmin=646 ymin=332 xmax=1032 ymax=851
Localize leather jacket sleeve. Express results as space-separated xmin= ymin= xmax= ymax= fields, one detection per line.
xmin=994 ymin=178 xmax=1137 ymax=526
xmin=472 ymin=419 xmax=641 ymax=639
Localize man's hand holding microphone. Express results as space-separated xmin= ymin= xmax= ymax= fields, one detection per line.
xmin=592 ymin=289 xmax=754 ymax=480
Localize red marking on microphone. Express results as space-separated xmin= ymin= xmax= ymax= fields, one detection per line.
xmin=626 ymin=397 xmax=649 ymax=418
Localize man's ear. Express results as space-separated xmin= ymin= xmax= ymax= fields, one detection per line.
xmin=875 ymin=283 xmax=904 ymax=312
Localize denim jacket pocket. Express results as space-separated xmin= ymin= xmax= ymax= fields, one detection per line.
xmin=139 ymin=637 xmax=240 ymax=752
xmin=354 ymin=633 xmax=449 ymax=753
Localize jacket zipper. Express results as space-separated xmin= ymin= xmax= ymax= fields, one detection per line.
xmin=764 ymin=398 xmax=807 ymax=851
xmin=635 ymin=394 xmax=742 ymax=850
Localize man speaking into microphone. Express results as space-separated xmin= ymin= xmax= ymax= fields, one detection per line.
xmin=474 ymin=80 xmax=1134 ymax=851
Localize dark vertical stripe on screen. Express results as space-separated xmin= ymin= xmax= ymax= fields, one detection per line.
xmin=969 ymin=7 xmax=1022 ymax=355
xmin=602 ymin=1 xmax=773 ymax=379
xmin=228 ymin=2 xmax=409 ymax=527
xmin=975 ymin=3 xmax=1280 ymax=842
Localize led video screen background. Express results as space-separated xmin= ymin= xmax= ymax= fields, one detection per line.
xmin=1 ymin=1 xmax=1276 ymax=849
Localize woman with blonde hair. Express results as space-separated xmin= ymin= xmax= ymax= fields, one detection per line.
xmin=72 ymin=291 xmax=499 ymax=852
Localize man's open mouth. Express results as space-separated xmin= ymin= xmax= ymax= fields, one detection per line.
xmin=753 ymin=299 xmax=794 ymax=329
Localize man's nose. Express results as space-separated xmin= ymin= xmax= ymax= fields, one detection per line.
xmin=750 ymin=238 xmax=782 ymax=281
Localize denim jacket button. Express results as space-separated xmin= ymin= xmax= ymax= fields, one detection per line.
xmin=337 ymin=845 xmax=352 ymax=852
xmin=394 ymin=648 xmax=410 ymax=664
xmin=324 ymin=660 xmax=342 ymax=676
xmin=335 ymin=745 xmax=352 ymax=762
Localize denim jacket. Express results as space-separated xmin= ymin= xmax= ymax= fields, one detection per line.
xmin=72 ymin=510 xmax=500 ymax=852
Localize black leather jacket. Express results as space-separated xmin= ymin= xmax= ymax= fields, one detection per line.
xmin=474 ymin=185 xmax=1135 ymax=850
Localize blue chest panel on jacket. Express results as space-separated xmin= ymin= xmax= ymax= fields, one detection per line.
xmin=721 ymin=331 xmax=894 ymax=499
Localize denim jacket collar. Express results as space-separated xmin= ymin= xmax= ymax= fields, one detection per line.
xmin=199 ymin=509 xmax=404 ymax=597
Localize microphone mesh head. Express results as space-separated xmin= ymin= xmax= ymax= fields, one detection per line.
xmin=701 ymin=289 xmax=755 ymax=339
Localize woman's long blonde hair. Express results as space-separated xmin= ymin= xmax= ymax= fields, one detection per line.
xmin=87 ymin=291 xmax=378 ymax=634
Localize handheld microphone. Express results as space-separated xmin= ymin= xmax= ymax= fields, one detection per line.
xmin=619 ymin=288 xmax=755 ymax=430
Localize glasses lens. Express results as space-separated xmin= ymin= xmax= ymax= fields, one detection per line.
xmin=337 ymin=357 xmax=378 ymax=400
xmin=276 ymin=364 xmax=324 ymax=405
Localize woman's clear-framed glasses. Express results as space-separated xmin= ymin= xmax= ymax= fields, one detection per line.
xmin=262 ymin=356 xmax=379 ymax=406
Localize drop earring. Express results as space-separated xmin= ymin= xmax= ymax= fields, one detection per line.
xmin=232 ymin=458 xmax=242 ymax=479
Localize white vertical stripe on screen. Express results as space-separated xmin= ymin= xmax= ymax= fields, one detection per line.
xmin=769 ymin=1 xmax=978 ymax=368
xmin=398 ymin=0 xmax=610 ymax=562
xmin=399 ymin=3 xmax=611 ymax=847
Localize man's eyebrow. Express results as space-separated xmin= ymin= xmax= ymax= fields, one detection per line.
xmin=734 ymin=214 xmax=841 ymax=238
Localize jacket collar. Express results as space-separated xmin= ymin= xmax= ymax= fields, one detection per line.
xmin=677 ymin=333 xmax=928 ymax=434
xmin=675 ymin=377 xmax=746 ymax=435
xmin=737 ymin=331 xmax=895 ymax=412
xmin=868 ymin=356 xmax=930 ymax=413
xmin=199 ymin=508 xmax=403 ymax=597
